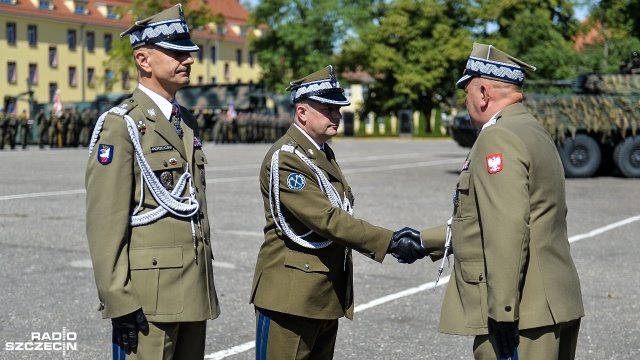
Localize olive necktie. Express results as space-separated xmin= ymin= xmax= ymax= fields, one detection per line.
xmin=171 ymin=104 xmax=184 ymax=139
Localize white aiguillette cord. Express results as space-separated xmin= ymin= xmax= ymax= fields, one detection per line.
xmin=88 ymin=106 xmax=202 ymax=262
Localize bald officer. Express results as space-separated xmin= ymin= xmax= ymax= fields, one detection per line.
xmin=421 ymin=43 xmax=584 ymax=360
xmin=250 ymin=65 xmax=428 ymax=360
xmin=85 ymin=4 xmax=219 ymax=359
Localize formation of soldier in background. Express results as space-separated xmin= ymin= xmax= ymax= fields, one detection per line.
xmin=2 ymin=104 xmax=292 ymax=149
xmin=195 ymin=108 xmax=291 ymax=144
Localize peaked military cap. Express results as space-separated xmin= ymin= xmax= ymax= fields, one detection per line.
xmin=286 ymin=65 xmax=350 ymax=106
xmin=456 ymin=43 xmax=536 ymax=89
xmin=120 ymin=4 xmax=199 ymax=53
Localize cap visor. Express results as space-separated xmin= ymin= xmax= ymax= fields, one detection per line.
xmin=155 ymin=39 xmax=200 ymax=52
xmin=309 ymin=93 xmax=350 ymax=106
xmin=456 ymin=74 xmax=472 ymax=89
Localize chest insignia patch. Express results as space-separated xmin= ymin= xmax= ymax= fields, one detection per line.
xmin=150 ymin=145 xmax=173 ymax=153
xmin=287 ymin=173 xmax=306 ymax=190
xmin=486 ymin=153 xmax=503 ymax=174
xmin=98 ymin=144 xmax=113 ymax=165
xmin=147 ymin=109 xmax=156 ymax=117
xmin=169 ymin=158 xmax=178 ymax=166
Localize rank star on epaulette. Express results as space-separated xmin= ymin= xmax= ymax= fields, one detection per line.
xmin=486 ymin=153 xmax=503 ymax=174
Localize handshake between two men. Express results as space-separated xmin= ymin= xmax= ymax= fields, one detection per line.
xmin=387 ymin=227 xmax=429 ymax=264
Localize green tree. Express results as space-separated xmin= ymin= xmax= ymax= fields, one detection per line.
xmin=101 ymin=0 xmax=223 ymax=87
xmin=580 ymin=0 xmax=640 ymax=73
xmin=248 ymin=0 xmax=381 ymax=95
xmin=339 ymin=0 xmax=472 ymax=132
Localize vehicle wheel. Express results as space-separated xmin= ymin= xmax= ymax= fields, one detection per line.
xmin=615 ymin=136 xmax=640 ymax=178
xmin=557 ymin=134 xmax=601 ymax=178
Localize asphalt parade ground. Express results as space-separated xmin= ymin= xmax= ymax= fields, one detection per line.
xmin=1 ymin=138 xmax=639 ymax=359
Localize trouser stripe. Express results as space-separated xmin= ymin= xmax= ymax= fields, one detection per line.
xmin=256 ymin=309 xmax=271 ymax=360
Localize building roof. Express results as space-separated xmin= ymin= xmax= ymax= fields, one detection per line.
xmin=1 ymin=0 xmax=251 ymax=43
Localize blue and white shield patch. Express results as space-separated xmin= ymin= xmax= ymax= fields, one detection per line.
xmin=287 ymin=173 xmax=306 ymax=190
xmin=98 ymin=144 xmax=114 ymax=165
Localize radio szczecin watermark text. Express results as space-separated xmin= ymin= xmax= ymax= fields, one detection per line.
xmin=5 ymin=327 xmax=77 ymax=356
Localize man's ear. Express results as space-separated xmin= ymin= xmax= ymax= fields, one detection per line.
xmin=134 ymin=49 xmax=152 ymax=73
xmin=295 ymin=103 xmax=307 ymax=123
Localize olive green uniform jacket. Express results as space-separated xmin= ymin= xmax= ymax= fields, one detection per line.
xmin=86 ymin=88 xmax=220 ymax=322
xmin=421 ymin=103 xmax=584 ymax=335
xmin=250 ymin=125 xmax=393 ymax=320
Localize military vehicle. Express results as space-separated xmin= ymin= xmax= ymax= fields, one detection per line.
xmin=447 ymin=73 xmax=640 ymax=178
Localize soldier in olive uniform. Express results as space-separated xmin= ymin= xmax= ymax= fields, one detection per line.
xmin=0 ymin=109 xmax=6 ymax=149
xmin=250 ymin=65 xmax=428 ymax=360
xmin=36 ymin=109 xmax=49 ymax=148
xmin=19 ymin=110 xmax=31 ymax=149
xmin=420 ymin=43 xmax=584 ymax=360
xmin=85 ymin=5 xmax=220 ymax=359
xmin=6 ymin=112 xmax=19 ymax=149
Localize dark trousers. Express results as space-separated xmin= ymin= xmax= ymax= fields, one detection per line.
xmin=255 ymin=307 xmax=338 ymax=360
xmin=473 ymin=318 xmax=581 ymax=360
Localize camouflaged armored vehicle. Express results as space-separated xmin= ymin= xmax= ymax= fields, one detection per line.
xmin=448 ymin=74 xmax=640 ymax=178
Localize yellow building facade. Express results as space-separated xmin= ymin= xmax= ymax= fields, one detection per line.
xmin=0 ymin=0 xmax=262 ymax=116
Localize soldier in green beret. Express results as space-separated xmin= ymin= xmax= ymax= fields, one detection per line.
xmin=419 ymin=43 xmax=584 ymax=359
xmin=250 ymin=65 xmax=428 ymax=359
xmin=85 ymin=4 xmax=219 ymax=359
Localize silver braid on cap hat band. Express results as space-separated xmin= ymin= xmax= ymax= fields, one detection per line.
xmin=88 ymin=108 xmax=200 ymax=227
xmin=467 ymin=58 xmax=525 ymax=84
xmin=268 ymin=144 xmax=353 ymax=249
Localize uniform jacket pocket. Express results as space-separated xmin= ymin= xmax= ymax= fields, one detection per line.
xmin=129 ymin=246 xmax=183 ymax=315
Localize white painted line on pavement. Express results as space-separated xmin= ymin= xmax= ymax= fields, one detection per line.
xmin=0 ymin=189 xmax=85 ymax=201
xmin=1 ymin=158 xmax=462 ymax=200
xmin=204 ymin=214 xmax=640 ymax=359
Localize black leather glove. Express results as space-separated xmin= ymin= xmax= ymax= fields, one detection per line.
xmin=488 ymin=318 xmax=519 ymax=358
xmin=388 ymin=227 xmax=429 ymax=264
xmin=112 ymin=308 xmax=149 ymax=354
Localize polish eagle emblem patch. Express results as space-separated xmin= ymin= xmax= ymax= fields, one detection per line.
xmin=486 ymin=153 xmax=503 ymax=174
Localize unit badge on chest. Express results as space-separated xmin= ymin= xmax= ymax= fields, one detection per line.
xmin=160 ymin=171 xmax=174 ymax=190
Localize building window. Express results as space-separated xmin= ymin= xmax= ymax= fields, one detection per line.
xmin=49 ymin=46 xmax=58 ymax=67
xmin=104 ymin=34 xmax=112 ymax=53
xmin=7 ymin=23 xmax=16 ymax=45
xmin=105 ymin=69 xmax=113 ymax=90
xmin=106 ymin=5 xmax=117 ymax=19
xmin=75 ymin=2 xmax=87 ymax=14
xmin=121 ymin=71 xmax=130 ymax=89
xmin=28 ymin=25 xmax=37 ymax=46
xmin=249 ymin=51 xmax=254 ymax=68
xmin=87 ymin=31 xmax=95 ymax=52
xmin=236 ymin=49 xmax=242 ymax=66
xmin=8 ymin=62 xmax=17 ymax=84
xmin=239 ymin=26 xmax=247 ymax=37
xmin=29 ymin=63 xmax=38 ymax=85
xmin=87 ymin=67 xmax=95 ymax=87
xmin=210 ymin=46 xmax=216 ymax=64
xmin=69 ymin=66 xmax=77 ymax=87
xmin=224 ymin=63 xmax=230 ymax=81
xmin=197 ymin=45 xmax=203 ymax=62
xmin=49 ymin=83 xmax=57 ymax=103
xmin=68 ymin=29 xmax=77 ymax=50
xmin=197 ymin=76 xmax=203 ymax=85
xmin=39 ymin=0 xmax=51 ymax=9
